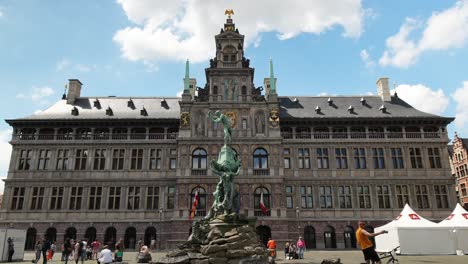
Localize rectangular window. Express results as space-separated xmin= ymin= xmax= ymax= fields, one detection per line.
xmin=434 ymin=185 xmax=449 ymax=208
xmin=56 ymin=149 xmax=69 ymax=170
xmin=316 ymin=148 xmax=329 ymax=169
xmin=461 ymin=183 xmax=467 ymax=197
xmin=112 ymin=149 xmax=125 ymax=170
xmin=74 ymin=149 xmax=88 ymax=170
xmin=18 ymin=149 xmax=32 ymax=170
xmin=335 ymin=148 xmax=348 ymax=169
xmin=285 ymin=186 xmax=293 ymax=209
xmin=30 ymin=187 xmax=45 ymax=210
xmin=358 ymin=186 xmax=371 ymax=208
xmin=169 ymin=149 xmax=177 ymax=170
xmin=428 ymin=148 xmax=442 ymax=169
xmin=130 ymin=149 xmax=144 ymax=170
xmin=372 ymin=148 xmax=385 ymax=169
xmin=319 ymin=186 xmax=332 ymax=208
xmin=69 ymin=187 xmax=83 ymax=210
xmin=167 ymin=186 xmax=175 ymax=209
xmin=146 ymin=186 xmax=160 ymax=210
xmin=10 ymin=187 xmax=25 ymax=210
xmin=149 ymin=149 xmax=162 ymax=170
xmin=298 ymin=148 xmax=310 ymax=169
xmin=415 ymin=185 xmax=430 ymax=209
xmin=49 ymin=187 xmax=64 ymax=210
xmin=338 ymin=186 xmax=352 ymax=208
xmin=377 ymin=185 xmax=391 ymax=208
xmin=88 ymin=187 xmax=102 ymax=210
xmin=283 ymin=148 xmax=291 ymax=169
xmin=93 ymin=149 xmax=107 ymax=170
xmin=127 ymin=186 xmax=141 ymax=210
xmin=396 ymin=185 xmax=410 ymax=208
xmin=391 ymin=148 xmax=404 ymax=169
xmin=242 ymin=119 xmax=247 ymax=129
xmin=410 ymin=147 xmax=423 ymax=169
xmin=108 ymin=187 xmax=121 ymax=210
xmin=353 ymin=148 xmax=367 ymax=169
xmin=300 ymin=186 xmax=313 ymax=208
xmin=37 ymin=149 xmax=51 ymax=170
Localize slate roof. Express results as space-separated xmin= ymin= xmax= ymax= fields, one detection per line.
xmin=448 ymin=145 xmax=454 ymax=157
xmin=9 ymin=97 xmax=180 ymax=121
xmin=7 ymin=94 xmax=454 ymax=123
xmin=278 ymin=95 xmax=452 ymax=121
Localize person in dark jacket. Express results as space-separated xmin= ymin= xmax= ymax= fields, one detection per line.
xmin=41 ymin=238 xmax=51 ymax=264
xmin=7 ymin=237 xmax=14 ymax=262
xmin=63 ymin=238 xmax=72 ymax=264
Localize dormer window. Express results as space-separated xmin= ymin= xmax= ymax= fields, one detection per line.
xmin=347 ymin=105 xmax=354 ymax=113
xmin=328 ymin=97 xmax=333 ymax=106
xmin=106 ymin=106 xmax=113 ymax=116
xmin=127 ymin=99 xmax=135 ymax=109
xmin=380 ymin=105 xmax=387 ymax=113
xmin=161 ymin=99 xmax=169 ymax=108
xmin=140 ymin=107 xmax=148 ymax=116
xmin=93 ymin=99 xmax=101 ymax=109
xmin=315 ymin=106 xmax=321 ymax=114
xmin=360 ymin=97 xmax=366 ymax=105
xmin=71 ymin=107 xmax=79 ymax=116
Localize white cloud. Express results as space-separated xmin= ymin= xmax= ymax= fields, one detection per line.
xmin=392 ymin=84 xmax=449 ymax=115
xmin=0 ymin=129 xmax=12 ymax=193
xmin=360 ymin=49 xmax=375 ymax=68
xmin=16 ymin=86 xmax=55 ymax=104
xmin=56 ymin=58 xmax=94 ymax=73
xmin=452 ymin=81 xmax=468 ymax=129
xmin=176 ymin=90 xmax=183 ymax=98
xmin=114 ymin=0 xmax=365 ymax=63
xmin=75 ymin=64 xmax=91 ymax=72
xmin=56 ymin=58 xmax=70 ymax=71
xmin=380 ymin=1 xmax=468 ymax=68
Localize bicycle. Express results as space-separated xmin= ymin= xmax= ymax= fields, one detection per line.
xmin=375 ymin=246 xmax=400 ymax=264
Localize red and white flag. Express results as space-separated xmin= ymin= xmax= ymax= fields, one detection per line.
xmin=189 ymin=189 xmax=199 ymax=220
xmin=259 ymin=192 xmax=269 ymax=215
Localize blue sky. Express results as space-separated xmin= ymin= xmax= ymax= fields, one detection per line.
xmin=1 ymin=0 xmax=468 ymax=191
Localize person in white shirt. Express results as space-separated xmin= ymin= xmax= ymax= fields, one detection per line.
xmin=97 ymin=245 xmax=113 ymax=264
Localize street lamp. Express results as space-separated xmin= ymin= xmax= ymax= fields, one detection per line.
xmin=159 ymin=207 xmax=163 ymax=250
xmin=296 ymin=207 xmax=301 ymax=239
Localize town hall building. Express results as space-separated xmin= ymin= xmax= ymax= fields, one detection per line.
xmin=0 ymin=16 xmax=456 ymax=250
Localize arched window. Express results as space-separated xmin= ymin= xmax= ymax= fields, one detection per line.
xmin=94 ymin=128 xmax=110 ymax=140
xmin=387 ymin=126 xmax=403 ymax=138
xmin=344 ymin=226 xmax=356 ymax=248
xmin=253 ymin=148 xmax=268 ymax=169
xmin=76 ymin=128 xmax=91 ymax=140
xmin=192 ymin=148 xmax=207 ymax=169
xmin=112 ymin=128 xmax=128 ymax=140
xmin=296 ymin=127 xmax=311 ymax=139
xmin=64 ymin=227 xmax=77 ymax=241
xmin=254 ymin=187 xmax=271 ymax=216
xmin=241 ymin=86 xmax=247 ymax=95
xmin=368 ymin=127 xmax=384 ymax=139
xmin=131 ymin=127 xmax=146 ymax=140
xmin=303 ymin=226 xmax=316 ymax=249
xmin=324 ymin=225 xmax=336 ymax=248
xmin=406 ymin=126 xmax=421 ymax=138
xmin=313 ymin=127 xmax=329 ymax=139
xmin=423 ymin=126 xmax=439 ymax=138
xmin=144 ymin=227 xmax=157 ymax=248
xmin=190 ymin=187 xmax=207 ymax=217
xmin=149 ymin=127 xmax=164 ymax=139
xmin=57 ymin=128 xmax=73 ymax=140
xmin=25 ymin=227 xmax=37 ymax=250
xmin=38 ymin=128 xmax=54 ymax=140
xmin=124 ymin=227 xmax=137 ymax=250
xmin=223 ymin=46 xmax=237 ymax=62
xmin=85 ymin=227 xmax=97 ymax=244
xmin=281 ymin=127 xmax=293 ymax=139
xmin=45 ymin=227 xmax=57 ymax=242
xmin=104 ymin=227 xmax=117 ymax=249
xmin=19 ymin=128 xmax=36 ymax=140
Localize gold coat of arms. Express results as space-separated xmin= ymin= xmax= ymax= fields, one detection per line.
xmin=180 ymin=112 xmax=190 ymax=128
xmin=269 ymin=109 xmax=279 ymax=127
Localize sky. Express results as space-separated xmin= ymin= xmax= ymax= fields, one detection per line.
xmin=1 ymin=0 xmax=468 ymax=192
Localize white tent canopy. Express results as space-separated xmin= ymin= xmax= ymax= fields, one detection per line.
xmin=438 ymin=203 xmax=468 ymax=254
xmin=375 ymin=204 xmax=453 ymax=255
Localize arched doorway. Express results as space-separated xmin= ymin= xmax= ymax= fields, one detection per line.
xmin=144 ymin=227 xmax=156 ymax=248
xmin=64 ymin=227 xmax=77 ymax=241
xmin=124 ymin=227 xmax=137 ymax=250
xmin=256 ymin=225 xmax=271 ymax=247
xmin=25 ymin=228 xmax=37 ymax=250
xmin=344 ymin=226 xmax=356 ymax=248
xmin=303 ymin=226 xmax=316 ymax=249
xmin=85 ymin=227 xmax=97 ymax=243
xmin=104 ymin=227 xmax=117 ymax=249
xmin=324 ymin=226 xmax=336 ymax=248
xmin=45 ymin=227 xmax=57 ymax=242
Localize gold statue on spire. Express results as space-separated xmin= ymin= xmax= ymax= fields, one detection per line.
xmin=225 ymin=9 xmax=234 ymax=18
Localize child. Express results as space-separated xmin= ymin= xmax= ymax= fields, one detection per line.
xmin=284 ymin=242 xmax=290 ymax=259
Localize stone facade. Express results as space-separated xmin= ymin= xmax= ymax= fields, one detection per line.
xmin=0 ymin=17 xmax=456 ymax=251
xmin=451 ymin=134 xmax=468 ymax=209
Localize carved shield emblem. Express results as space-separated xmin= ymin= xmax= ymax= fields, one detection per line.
xmin=269 ymin=109 xmax=279 ymax=127
xmin=180 ymin=112 xmax=190 ymax=128
xmin=224 ymin=111 xmax=237 ymax=128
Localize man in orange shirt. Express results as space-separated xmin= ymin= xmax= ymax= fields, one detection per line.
xmin=266 ymin=238 xmax=276 ymax=259
xmin=356 ymin=221 xmax=387 ymax=264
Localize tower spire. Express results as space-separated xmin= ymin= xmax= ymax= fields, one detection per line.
xmin=184 ymin=59 xmax=190 ymax=93
xmin=269 ymin=58 xmax=276 ymax=94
